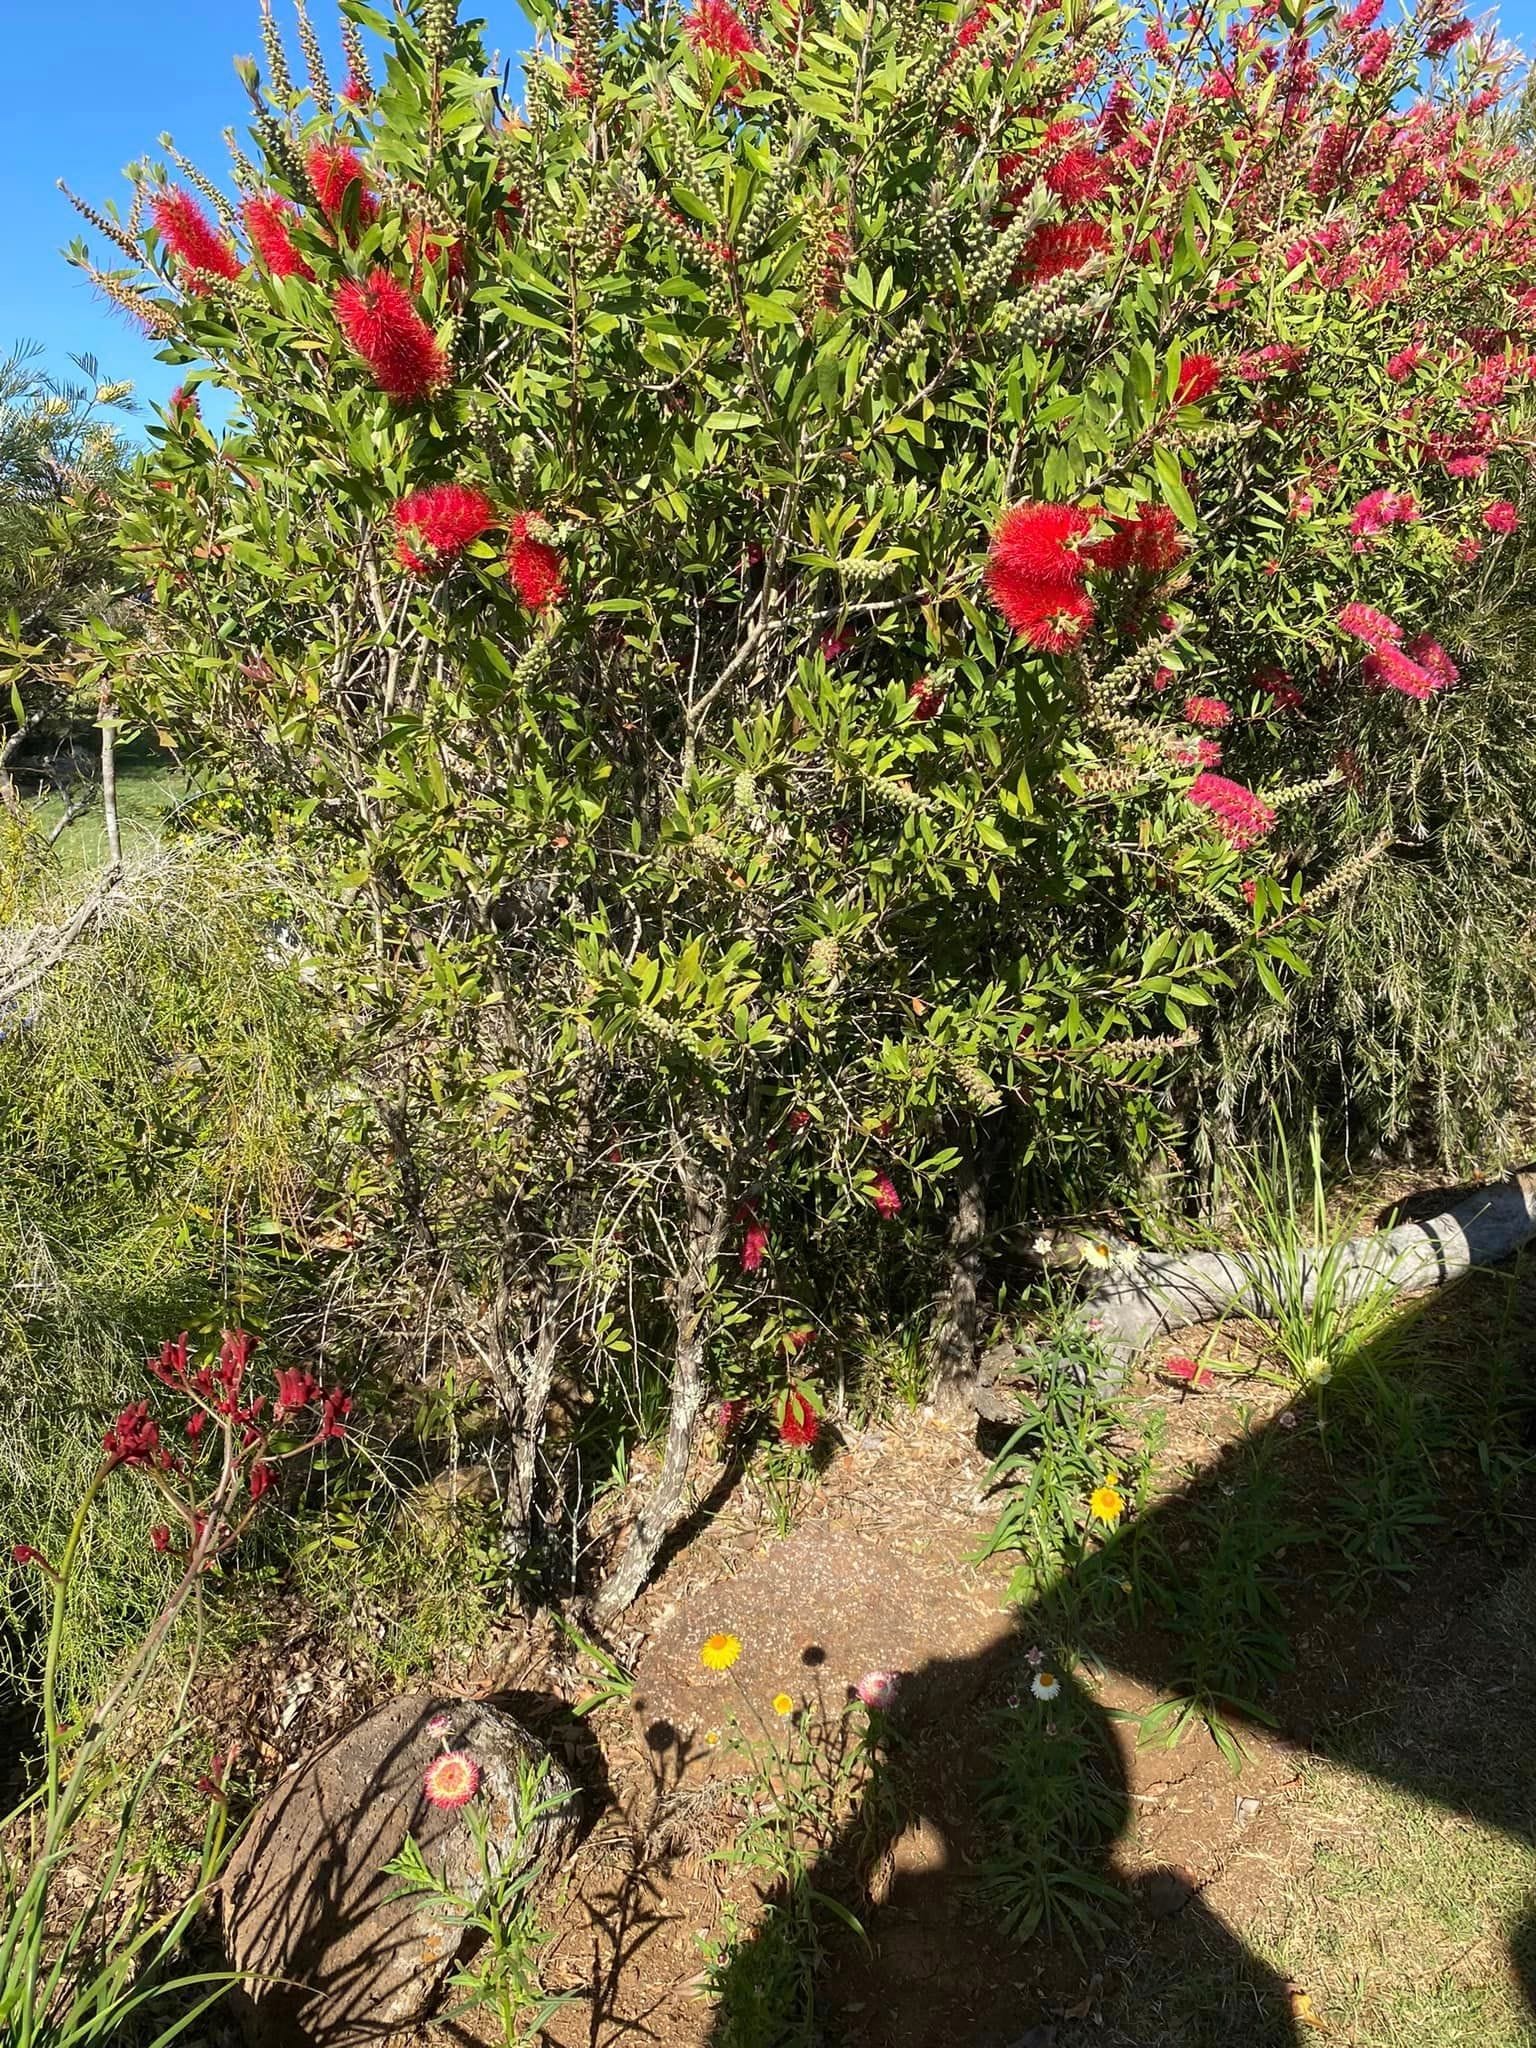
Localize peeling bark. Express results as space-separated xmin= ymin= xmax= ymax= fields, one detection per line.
xmin=593 ymin=1158 xmax=729 ymax=1620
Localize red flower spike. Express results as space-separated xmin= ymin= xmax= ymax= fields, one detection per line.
xmin=249 ymin=1461 xmax=276 ymax=1504
xmin=274 ymin=1366 xmax=321 ymax=1418
xmin=687 ymin=0 xmax=757 ymax=65
xmin=11 ymin=1544 xmax=45 ymax=1568
xmin=1162 ymin=1353 xmax=1218 ymax=1392
xmin=908 ymin=676 xmax=944 ymax=721
xmin=870 ymin=1174 xmax=903 ymax=1220
xmin=151 ymin=1525 xmax=172 ymax=1554
xmin=334 ymin=271 xmax=448 ymax=403
xmin=151 ymin=1333 xmax=191 ymax=1387
xmin=1174 ymin=353 xmax=1222 ymax=407
xmin=1183 ymin=695 xmax=1231 ymax=729
xmin=393 ymin=484 xmax=495 ymax=575
xmin=1337 ymin=601 xmax=1404 ymax=647
xmin=507 ymin=513 xmax=565 ymax=610
xmin=242 ymin=195 xmax=315 ymax=281
xmin=307 ymin=144 xmax=378 ymax=226
xmin=779 ymin=1389 xmax=820 ymax=1449
xmin=1483 ymin=500 xmax=1519 ymax=535
xmin=104 ymin=1401 xmax=162 ymax=1470
xmin=318 ymin=1387 xmax=352 ymax=1441
xmin=152 ymin=189 xmax=242 ymax=282
xmin=737 ymin=1204 xmax=769 ymax=1274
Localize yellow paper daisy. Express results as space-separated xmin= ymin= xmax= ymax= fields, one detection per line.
xmin=1089 ymin=1482 xmax=1125 ymax=1526
xmin=699 ymin=1632 xmax=742 ymax=1671
xmin=771 ymin=1692 xmax=795 ymax=1717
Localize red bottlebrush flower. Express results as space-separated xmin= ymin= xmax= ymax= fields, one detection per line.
xmin=1349 ymin=488 xmax=1417 ymax=539
xmin=989 ymin=575 xmax=1096 ymax=652
xmin=407 ymin=220 xmax=465 ymax=288
xmin=334 ymin=271 xmax=448 ymax=402
xmin=1172 ymin=739 xmax=1224 ymax=768
xmin=1338 ymin=601 xmax=1404 ymax=647
xmin=1045 ymin=143 xmax=1110 ymax=207
xmin=1016 ymin=220 xmax=1110 ymax=283
xmin=869 ymin=1174 xmax=902 ymax=1220
xmin=1132 ymin=505 xmax=1185 ymax=572
xmin=1384 ymin=345 xmax=1422 ymax=383
xmin=1186 ymin=773 xmax=1276 ymax=851
xmin=1453 ymin=534 xmax=1485 ymax=563
xmin=150 ymin=1525 xmax=172 ymax=1554
xmin=242 ymin=195 xmax=315 ymax=281
xmin=168 ymin=386 xmax=198 ymax=420
xmin=1340 ymin=0 xmax=1383 ymax=25
xmin=1162 ymin=1353 xmax=1218 ymax=1391
xmin=393 ymin=483 xmax=496 ymax=574
xmin=783 ymin=1326 xmax=815 ymax=1355
xmin=103 ymin=1401 xmax=162 ymax=1470
xmin=990 ymin=502 xmax=1091 ymax=586
xmin=1288 ymin=487 xmax=1314 ymax=520
xmin=788 ymin=1107 xmax=811 ymax=1132
xmin=1405 ymin=635 xmax=1459 ymax=689
xmin=249 ymin=1461 xmax=276 ymax=1503
xmin=717 ymin=1397 xmax=747 ymax=1437
xmin=779 ymin=1389 xmax=820 ymax=1449
xmin=340 ymin=72 xmax=372 ymax=106
xmin=507 ymin=512 xmax=565 ymax=610
xmin=1174 ymin=353 xmax=1222 ymax=407
xmin=737 ymin=1204 xmax=769 ymax=1273
xmin=151 ymin=1333 xmax=191 ymax=1387
xmin=1152 ymin=666 xmax=1174 ymax=692
xmin=1184 ymin=695 xmax=1231 ymax=729
xmin=319 ymin=1387 xmax=352 ymax=1441
xmin=152 ymin=188 xmax=242 ymax=283
xmin=687 ymin=0 xmax=757 ymax=70
xmin=274 ymin=1366 xmax=321 ymax=1418
xmin=1483 ymin=499 xmax=1519 ymax=534
xmin=307 ymin=143 xmax=378 ymax=225
xmin=422 ymin=1751 xmax=481 ymax=1809
xmin=908 ymin=676 xmax=944 ymax=721
xmin=820 ymin=629 xmax=852 ymax=661
xmin=1443 ymin=450 xmax=1489 ymax=479
xmin=954 ymin=0 xmax=992 ymax=47
xmin=1254 ymin=666 xmax=1303 ymax=711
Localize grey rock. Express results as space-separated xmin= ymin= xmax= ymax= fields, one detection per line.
xmin=223 ymin=1693 xmax=576 ymax=2047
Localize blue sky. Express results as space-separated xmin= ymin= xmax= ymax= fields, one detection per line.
xmin=2 ymin=0 xmax=1531 ymax=428
xmin=0 ymin=1 xmax=528 ymax=426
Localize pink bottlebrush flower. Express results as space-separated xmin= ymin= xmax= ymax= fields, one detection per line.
xmin=242 ymin=195 xmax=315 ymax=281
xmin=422 ymin=1751 xmax=481 ymax=1809
xmin=393 ymin=483 xmax=496 ymax=574
xmin=1424 ymin=15 xmax=1471 ymax=58
xmin=779 ymin=1389 xmax=820 ymax=1449
xmin=1349 ymin=488 xmax=1417 ymax=539
xmin=341 ymin=72 xmax=372 ymax=106
xmin=1453 ymin=535 xmax=1484 ymax=563
xmin=1443 ymin=451 xmax=1489 ymax=479
xmin=869 ymin=1174 xmax=902 ymax=1220
xmin=335 ymin=271 xmax=448 ymax=402
xmin=820 ymin=629 xmax=852 ymax=661
xmin=307 ymin=143 xmax=378 ymax=225
xmin=1483 ymin=499 xmax=1519 ymax=534
xmin=1405 ymin=635 xmax=1458 ymax=689
xmin=1172 ymin=739 xmax=1224 ymax=768
xmin=1385 ymin=343 xmax=1423 ymax=381
xmin=1337 ymin=601 xmax=1404 ymax=647
xmin=1361 ymin=642 xmax=1444 ymax=699
xmin=507 ymin=512 xmax=565 ymax=610
xmin=152 ymin=188 xmax=243 ymax=282
xmin=1174 ymin=353 xmax=1222 ymax=407
xmin=856 ymin=1670 xmax=901 ymax=1710
xmin=1152 ymin=666 xmax=1174 ymax=692
xmin=908 ymin=676 xmax=944 ymax=721
xmin=717 ymin=1397 xmax=747 ymax=1437
xmin=1355 ymin=26 xmax=1394 ymax=77
xmin=1341 ymin=0 xmax=1384 ymax=26
xmin=1186 ymin=773 xmax=1276 ymax=851
xmin=1183 ymin=695 xmax=1231 ymax=729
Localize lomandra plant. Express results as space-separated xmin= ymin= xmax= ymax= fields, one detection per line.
xmin=0 ymin=1333 xmax=353 ymax=2045
xmin=66 ymin=0 xmax=1536 ymax=1610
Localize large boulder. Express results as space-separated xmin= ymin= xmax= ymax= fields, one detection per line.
xmin=223 ymin=1693 xmax=577 ymax=2047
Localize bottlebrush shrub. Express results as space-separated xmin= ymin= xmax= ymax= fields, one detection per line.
xmin=73 ymin=0 xmax=1535 ymax=1608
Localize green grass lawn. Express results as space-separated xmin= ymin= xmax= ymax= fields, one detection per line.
xmin=27 ymin=746 xmax=184 ymax=879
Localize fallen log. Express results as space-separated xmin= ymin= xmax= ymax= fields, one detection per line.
xmin=1078 ymin=1168 xmax=1536 ymax=1376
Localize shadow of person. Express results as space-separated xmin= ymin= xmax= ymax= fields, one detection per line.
xmin=704 ymin=1260 xmax=1536 ymax=2048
